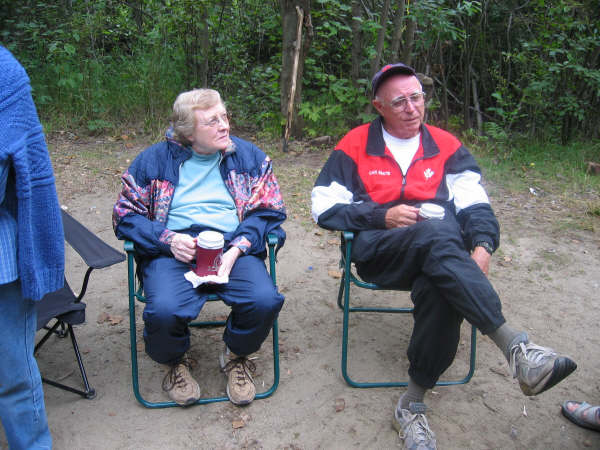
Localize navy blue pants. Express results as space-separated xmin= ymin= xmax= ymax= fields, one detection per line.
xmin=141 ymin=254 xmax=284 ymax=365
xmin=352 ymin=216 xmax=505 ymax=388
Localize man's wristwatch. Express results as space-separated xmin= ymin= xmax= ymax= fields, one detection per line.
xmin=474 ymin=241 xmax=494 ymax=255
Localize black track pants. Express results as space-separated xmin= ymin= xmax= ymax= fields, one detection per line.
xmin=352 ymin=216 xmax=505 ymax=388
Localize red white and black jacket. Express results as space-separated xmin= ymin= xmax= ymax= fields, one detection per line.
xmin=311 ymin=117 xmax=500 ymax=251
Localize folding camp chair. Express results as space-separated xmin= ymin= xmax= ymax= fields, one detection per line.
xmin=34 ymin=209 xmax=125 ymax=398
xmin=338 ymin=231 xmax=477 ymax=388
xmin=125 ymin=234 xmax=280 ymax=408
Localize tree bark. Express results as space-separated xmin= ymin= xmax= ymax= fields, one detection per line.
xmin=439 ymin=50 xmax=449 ymax=129
xmin=470 ymin=67 xmax=482 ymax=135
xmin=370 ymin=0 xmax=391 ymax=78
xmin=350 ymin=0 xmax=362 ymax=86
xmin=198 ymin=4 xmax=210 ymax=87
xmin=280 ymin=0 xmax=312 ymax=141
xmin=400 ymin=16 xmax=416 ymax=65
xmin=390 ymin=0 xmax=406 ymax=61
xmin=283 ymin=6 xmax=304 ymax=150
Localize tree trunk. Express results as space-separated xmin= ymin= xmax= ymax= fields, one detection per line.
xmin=370 ymin=0 xmax=391 ymax=78
xmin=400 ymin=17 xmax=416 ymax=65
xmin=390 ymin=0 xmax=405 ymax=61
xmin=126 ymin=0 xmax=143 ymax=31
xmin=471 ymin=67 xmax=482 ymax=135
xmin=198 ymin=5 xmax=210 ymax=87
xmin=350 ymin=0 xmax=362 ymax=86
xmin=439 ymin=49 xmax=449 ymax=129
xmin=280 ymin=0 xmax=312 ymax=141
xmin=463 ymin=70 xmax=471 ymax=129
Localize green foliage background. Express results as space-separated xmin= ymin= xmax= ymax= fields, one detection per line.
xmin=1 ymin=0 xmax=599 ymax=149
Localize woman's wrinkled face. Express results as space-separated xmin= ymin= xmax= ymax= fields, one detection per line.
xmin=187 ymin=103 xmax=231 ymax=154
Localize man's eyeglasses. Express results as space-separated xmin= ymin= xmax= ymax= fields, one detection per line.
xmin=197 ymin=112 xmax=230 ymax=128
xmin=389 ymin=92 xmax=426 ymax=110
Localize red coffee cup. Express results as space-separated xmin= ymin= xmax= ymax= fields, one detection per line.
xmin=194 ymin=231 xmax=224 ymax=277
xmin=418 ymin=203 xmax=445 ymax=221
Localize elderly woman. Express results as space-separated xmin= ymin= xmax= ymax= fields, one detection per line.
xmin=113 ymin=89 xmax=286 ymax=406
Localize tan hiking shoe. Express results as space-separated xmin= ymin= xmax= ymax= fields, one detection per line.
xmin=161 ymin=355 xmax=201 ymax=406
xmin=219 ymin=346 xmax=256 ymax=405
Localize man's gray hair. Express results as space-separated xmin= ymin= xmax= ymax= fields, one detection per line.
xmin=171 ymin=89 xmax=224 ymax=146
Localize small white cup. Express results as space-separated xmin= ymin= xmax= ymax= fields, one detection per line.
xmin=418 ymin=203 xmax=445 ymax=221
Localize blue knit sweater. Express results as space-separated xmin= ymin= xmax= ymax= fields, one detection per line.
xmin=0 ymin=46 xmax=64 ymax=301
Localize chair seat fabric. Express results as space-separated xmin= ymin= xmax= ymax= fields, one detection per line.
xmin=36 ymin=281 xmax=85 ymax=330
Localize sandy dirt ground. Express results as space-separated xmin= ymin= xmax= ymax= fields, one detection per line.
xmin=1 ymin=135 xmax=599 ymax=449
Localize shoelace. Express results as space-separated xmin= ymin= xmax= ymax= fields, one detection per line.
xmin=162 ymin=356 xmax=196 ymax=392
xmin=403 ymin=413 xmax=435 ymax=443
xmin=222 ymin=357 xmax=256 ymax=386
xmin=510 ymin=342 xmax=556 ymax=377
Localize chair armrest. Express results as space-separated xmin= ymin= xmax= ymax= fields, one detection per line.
xmin=342 ymin=231 xmax=355 ymax=243
xmin=61 ymin=210 xmax=125 ymax=269
xmin=267 ymin=233 xmax=278 ymax=247
xmin=124 ymin=240 xmax=135 ymax=253
xmin=339 ymin=231 xmax=355 ymax=272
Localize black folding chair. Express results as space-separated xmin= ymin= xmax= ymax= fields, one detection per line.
xmin=34 ymin=209 xmax=125 ymax=399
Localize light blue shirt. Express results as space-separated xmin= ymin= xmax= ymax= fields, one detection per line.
xmin=0 ymin=158 xmax=18 ymax=284
xmin=166 ymin=151 xmax=239 ymax=232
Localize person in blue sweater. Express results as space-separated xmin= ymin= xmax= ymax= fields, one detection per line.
xmin=0 ymin=46 xmax=65 ymax=449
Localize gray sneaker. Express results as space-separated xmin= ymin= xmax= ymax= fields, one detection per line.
xmin=510 ymin=341 xmax=576 ymax=396
xmin=161 ymin=355 xmax=201 ymax=406
xmin=392 ymin=402 xmax=437 ymax=450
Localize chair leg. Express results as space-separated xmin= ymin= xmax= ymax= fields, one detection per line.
xmin=36 ymin=321 xmax=96 ymax=399
xmin=337 ymin=271 xmax=346 ymax=310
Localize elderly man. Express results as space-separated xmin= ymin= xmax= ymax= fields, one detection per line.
xmin=113 ymin=89 xmax=286 ymax=406
xmin=311 ymin=63 xmax=576 ymax=449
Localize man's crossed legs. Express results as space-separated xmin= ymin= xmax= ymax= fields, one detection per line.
xmin=353 ymin=218 xmax=576 ymax=449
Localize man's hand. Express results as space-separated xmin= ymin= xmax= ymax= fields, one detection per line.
xmin=471 ymin=246 xmax=491 ymax=276
xmin=385 ymin=204 xmax=420 ymax=228
xmin=218 ymin=246 xmax=242 ymax=278
xmin=170 ymin=233 xmax=196 ymax=263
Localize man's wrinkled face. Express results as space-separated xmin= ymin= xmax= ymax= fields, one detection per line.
xmin=187 ymin=103 xmax=231 ymax=154
xmin=372 ymin=74 xmax=425 ymax=139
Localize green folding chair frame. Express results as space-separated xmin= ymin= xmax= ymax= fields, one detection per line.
xmin=338 ymin=231 xmax=477 ymax=388
xmin=125 ymin=234 xmax=280 ymax=408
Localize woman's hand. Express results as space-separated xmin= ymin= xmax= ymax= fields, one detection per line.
xmin=170 ymin=233 xmax=196 ymax=263
xmin=217 ymin=246 xmax=242 ymax=278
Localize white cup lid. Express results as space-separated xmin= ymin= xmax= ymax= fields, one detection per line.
xmin=196 ymin=231 xmax=224 ymax=249
xmin=419 ymin=203 xmax=445 ymax=219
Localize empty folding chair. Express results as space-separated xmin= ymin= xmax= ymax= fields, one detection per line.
xmin=35 ymin=209 xmax=125 ymax=398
